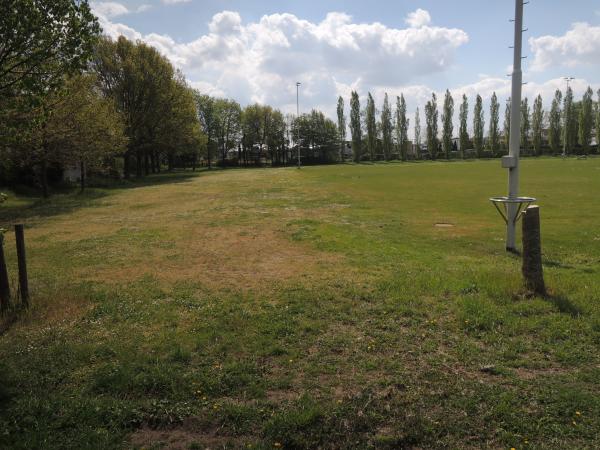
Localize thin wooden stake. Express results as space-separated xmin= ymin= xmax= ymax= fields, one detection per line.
xmin=0 ymin=235 xmax=10 ymax=311
xmin=15 ymin=224 xmax=29 ymax=307
xmin=522 ymin=205 xmax=546 ymax=295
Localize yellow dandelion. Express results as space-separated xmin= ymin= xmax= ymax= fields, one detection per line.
xmin=289 ymin=359 xmax=293 ymax=363
xmin=274 ymin=443 xmax=282 ymax=448
xmin=337 ymin=399 xmax=342 ymax=404
xmin=575 ymin=411 xmax=581 ymax=416
xmin=572 ymin=420 xmax=577 ymax=425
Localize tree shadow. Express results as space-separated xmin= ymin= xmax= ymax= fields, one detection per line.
xmin=542 ymin=258 xmax=576 ymax=270
xmin=0 ymin=170 xmax=204 ymax=224
xmin=545 ymin=294 xmax=582 ymax=317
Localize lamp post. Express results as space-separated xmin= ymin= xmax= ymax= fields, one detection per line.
xmin=296 ymin=82 xmax=301 ymax=168
xmin=562 ymin=77 xmax=574 ymax=157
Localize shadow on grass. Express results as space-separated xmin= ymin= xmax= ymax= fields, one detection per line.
xmin=543 ymin=258 xmax=576 ymax=270
xmin=0 ymin=169 xmax=206 ymax=224
xmin=546 ymin=294 xmax=582 ymax=317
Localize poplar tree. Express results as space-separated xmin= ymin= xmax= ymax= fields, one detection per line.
xmin=414 ymin=107 xmax=421 ymax=158
xmin=441 ymin=90 xmax=454 ymax=159
xmin=489 ymin=92 xmax=500 ymax=154
xmin=349 ymin=91 xmax=362 ymax=162
xmin=459 ymin=94 xmax=468 ymax=158
xmin=596 ymin=89 xmax=600 ymax=153
xmin=503 ymin=99 xmax=511 ymax=152
xmin=531 ymin=94 xmax=544 ymax=156
xmin=548 ymin=90 xmax=562 ymax=154
xmin=366 ymin=93 xmax=377 ymax=160
xmin=425 ymin=93 xmax=438 ymax=159
xmin=396 ymin=94 xmax=408 ymax=161
xmin=336 ymin=96 xmax=346 ymax=161
xmin=473 ymin=94 xmax=484 ymax=157
xmin=563 ymin=87 xmax=575 ymax=154
xmin=520 ymin=97 xmax=530 ymax=154
xmin=381 ymin=93 xmax=393 ymax=161
xmin=578 ymin=86 xmax=594 ymax=154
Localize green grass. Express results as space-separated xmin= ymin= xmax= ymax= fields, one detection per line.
xmin=1 ymin=158 xmax=599 ymax=449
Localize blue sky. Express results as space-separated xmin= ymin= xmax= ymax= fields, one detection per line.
xmin=92 ymin=0 xmax=600 ymax=132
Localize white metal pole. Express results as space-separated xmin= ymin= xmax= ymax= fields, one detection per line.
xmin=562 ymin=77 xmax=574 ymax=157
xmin=296 ymin=82 xmax=301 ymax=168
xmin=506 ymin=0 xmax=524 ymax=251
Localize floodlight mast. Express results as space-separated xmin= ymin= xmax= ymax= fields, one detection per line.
xmin=505 ymin=0 xmax=525 ymax=252
xmin=296 ymin=82 xmax=301 ymax=168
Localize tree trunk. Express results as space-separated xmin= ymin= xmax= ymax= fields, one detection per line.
xmin=80 ymin=160 xmax=85 ymax=192
xmin=150 ymin=151 xmax=156 ymax=174
xmin=41 ymin=157 xmax=48 ymax=198
xmin=136 ymin=150 xmax=143 ymax=177
xmin=144 ymin=152 xmax=150 ymax=175
xmin=123 ymin=151 xmax=131 ymax=179
xmin=522 ymin=205 xmax=546 ymax=296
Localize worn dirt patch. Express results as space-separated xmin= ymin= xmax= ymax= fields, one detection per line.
xmin=129 ymin=426 xmax=251 ymax=450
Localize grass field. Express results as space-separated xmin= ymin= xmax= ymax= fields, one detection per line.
xmin=1 ymin=158 xmax=599 ymax=449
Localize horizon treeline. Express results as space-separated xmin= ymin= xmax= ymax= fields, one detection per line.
xmin=338 ymin=87 xmax=600 ymax=161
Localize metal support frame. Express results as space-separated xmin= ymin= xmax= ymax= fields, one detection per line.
xmin=490 ymin=196 xmax=536 ymax=225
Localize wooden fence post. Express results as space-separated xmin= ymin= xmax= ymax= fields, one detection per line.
xmin=522 ymin=205 xmax=546 ymax=296
xmin=15 ymin=224 xmax=29 ymax=307
xmin=0 ymin=234 xmax=10 ymax=311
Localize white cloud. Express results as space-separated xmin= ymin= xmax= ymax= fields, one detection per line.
xmin=162 ymin=0 xmax=191 ymax=4
xmin=529 ymin=22 xmax=600 ymax=71
xmin=97 ymin=10 xmax=469 ymax=117
xmin=91 ymin=1 xmax=129 ymax=18
xmin=405 ymin=9 xmax=431 ymax=28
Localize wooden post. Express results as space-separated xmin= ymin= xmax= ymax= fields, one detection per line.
xmin=522 ymin=205 xmax=546 ymax=295
xmin=14 ymin=224 xmax=29 ymax=307
xmin=0 ymin=235 xmax=10 ymax=311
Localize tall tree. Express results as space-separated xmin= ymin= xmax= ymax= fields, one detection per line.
xmin=93 ymin=36 xmax=177 ymax=178
xmin=414 ymin=107 xmax=421 ymax=158
xmin=7 ymin=75 xmax=127 ymax=195
xmin=349 ymin=91 xmax=362 ymax=162
xmin=336 ymin=96 xmax=346 ymax=161
xmin=396 ymin=94 xmax=408 ymax=161
xmin=441 ymin=90 xmax=454 ymax=159
xmin=578 ymin=86 xmax=594 ymax=154
xmin=459 ymin=94 xmax=469 ymax=158
xmin=503 ymin=98 xmax=511 ymax=152
xmin=195 ymin=94 xmax=218 ymax=169
xmin=214 ymin=98 xmax=242 ymax=166
xmin=0 ymin=0 xmax=100 ymax=96
xmin=562 ymin=86 xmax=575 ymax=154
xmin=366 ymin=93 xmax=377 ymax=161
xmin=548 ymin=89 xmax=562 ymax=154
xmin=531 ymin=94 xmax=544 ymax=156
xmin=596 ymin=89 xmax=600 ymax=154
xmin=425 ymin=93 xmax=438 ymax=159
xmin=473 ymin=94 xmax=484 ymax=157
xmin=520 ymin=97 xmax=530 ymax=154
xmin=489 ymin=92 xmax=500 ymax=154
xmin=381 ymin=93 xmax=393 ymax=161
xmin=294 ymin=110 xmax=339 ymax=163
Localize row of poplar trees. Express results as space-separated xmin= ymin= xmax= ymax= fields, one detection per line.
xmin=337 ymin=87 xmax=600 ymax=161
